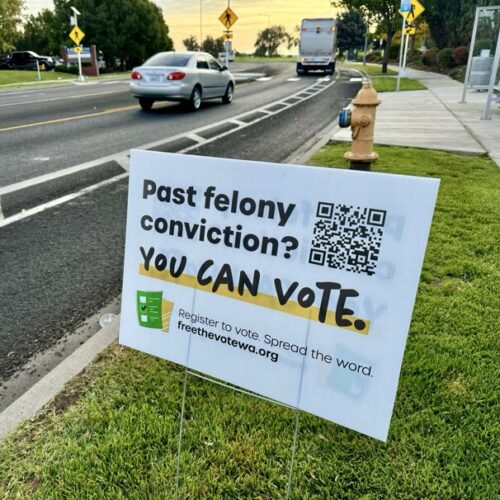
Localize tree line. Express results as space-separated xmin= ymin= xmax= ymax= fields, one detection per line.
xmin=1 ymin=0 xmax=173 ymax=69
xmin=332 ymin=0 xmax=499 ymax=73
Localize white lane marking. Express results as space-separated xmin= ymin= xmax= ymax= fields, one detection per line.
xmin=256 ymin=77 xmax=272 ymax=82
xmin=33 ymin=157 xmax=50 ymax=162
xmin=0 ymin=90 xmax=46 ymax=98
xmin=72 ymin=81 xmax=99 ymax=86
xmin=286 ymin=77 xmax=301 ymax=82
xmin=317 ymin=76 xmax=331 ymax=82
xmin=350 ymin=77 xmax=363 ymax=82
xmin=0 ymin=70 xmax=339 ymax=223
xmin=0 ymin=173 xmax=128 ymax=228
xmin=187 ymin=133 xmax=205 ymax=143
xmin=102 ymin=80 xmax=128 ymax=85
xmin=0 ymin=152 xmax=128 ymax=196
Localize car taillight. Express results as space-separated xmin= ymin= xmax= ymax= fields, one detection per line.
xmin=131 ymin=71 xmax=142 ymax=80
xmin=167 ymin=71 xmax=186 ymax=81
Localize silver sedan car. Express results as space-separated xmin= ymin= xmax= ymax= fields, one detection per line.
xmin=130 ymin=51 xmax=235 ymax=112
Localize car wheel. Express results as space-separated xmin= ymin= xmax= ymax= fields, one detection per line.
xmin=222 ymin=83 xmax=234 ymax=104
xmin=138 ymin=98 xmax=154 ymax=111
xmin=188 ymin=86 xmax=202 ymax=111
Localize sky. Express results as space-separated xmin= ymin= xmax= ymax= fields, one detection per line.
xmin=25 ymin=0 xmax=339 ymax=54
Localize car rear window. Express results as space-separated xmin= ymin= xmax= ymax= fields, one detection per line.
xmin=143 ymin=53 xmax=191 ymax=67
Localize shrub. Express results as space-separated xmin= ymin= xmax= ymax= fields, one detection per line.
xmin=421 ymin=47 xmax=439 ymax=66
xmin=366 ymin=52 xmax=382 ymax=63
xmin=452 ymin=46 xmax=468 ymax=65
xmin=437 ymin=47 xmax=455 ymax=68
xmin=54 ymin=64 xmax=79 ymax=74
xmin=389 ymin=43 xmax=400 ymax=60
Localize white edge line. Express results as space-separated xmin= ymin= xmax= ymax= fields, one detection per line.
xmin=186 ymin=133 xmax=205 ymax=143
xmin=179 ymin=77 xmax=338 ymax=154
xmin=0 ymin=173 xmax=128 ymax=228
xmin=0 ymin=72 xmax=339 ymax=210
xmin=0 ymin=153 xmax=129 ymax=196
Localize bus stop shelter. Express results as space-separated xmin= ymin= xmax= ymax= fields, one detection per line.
xmin=461 ymin=5 xmax=500 ymax=120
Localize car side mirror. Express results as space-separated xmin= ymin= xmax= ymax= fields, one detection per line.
xmin=220 ymin=65 xmax=228 ymax=71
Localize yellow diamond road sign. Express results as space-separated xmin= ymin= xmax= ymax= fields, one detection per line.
xmin=69 ymin=26 xmax=85 ymax=45
xmin=405 ymin=26 xmax=416 ymax=36
xmin=400 ymin=0 xmax=425 ymax=23
xmin=219 ymin=7 xmax=238 ymax=29
xmin=74 ymin=45 xmax=82 ymax=53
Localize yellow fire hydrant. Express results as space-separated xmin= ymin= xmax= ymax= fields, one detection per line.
xmin=342 ymin=79 xmax=381 ymax=171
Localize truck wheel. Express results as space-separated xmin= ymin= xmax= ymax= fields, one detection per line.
xmin=139 ymin=98 xmax=154 ymax=111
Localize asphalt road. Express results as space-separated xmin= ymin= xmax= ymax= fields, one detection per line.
xmin=0 ymin=63 xmax=361 ymax=407
xmin=1 ymin=62 xmax=318 ymax=186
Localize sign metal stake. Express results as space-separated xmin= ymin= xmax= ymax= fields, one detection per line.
xmin=396 ymin=14 xmax=407 ymax=92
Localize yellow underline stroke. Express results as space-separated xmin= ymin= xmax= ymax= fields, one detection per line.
xmin=0 ymin=104 xmax=138 ymax=133
xmin=0 ymin=89 xmax=124 ymax=109
xmin=139 ymin=265 xmax=370 ymax=335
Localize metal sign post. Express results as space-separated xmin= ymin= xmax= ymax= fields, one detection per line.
xmin=398 ymin=0 xmax=425 ymax=91
xmin=396 ymin=14 xmax=407 ymax=92
xmin=69 ymin=13 xmax=85 ymax=82
xmin=482 ymin=28 xmax=500 ymax=120
xmin=219 ymin=2 xmax=238 ymax=68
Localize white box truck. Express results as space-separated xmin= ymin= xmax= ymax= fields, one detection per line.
xmin=297 ymin=18 xmax=337 ymax=76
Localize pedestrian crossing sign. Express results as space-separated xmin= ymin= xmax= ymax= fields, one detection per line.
xmin=219 ymin=7 xmax=238 ymax=29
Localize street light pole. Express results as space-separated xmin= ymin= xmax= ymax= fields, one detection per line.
xmin=199 ymin=0 xmax=202 ymax=48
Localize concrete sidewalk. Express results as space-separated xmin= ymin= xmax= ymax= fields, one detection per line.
xmin=334 ymin=66 xmax=500 ymax=166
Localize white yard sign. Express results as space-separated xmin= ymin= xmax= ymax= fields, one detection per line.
xmin=120 ymin=150 xmax=439 ymax=441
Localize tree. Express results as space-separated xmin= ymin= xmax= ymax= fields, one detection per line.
xmin=183 ymin=35 xmax=200 ymax=51
xmin=332 ymin=0 xmax=400 ymax=73
xmin=424 ymin=0 xmax=497 ymax=49
xmin=337 ymin=10 xmax=366 ymax=55
xmin=254 ymin=25 xmax=294 ymax=57
xmin=201 ymin=36 xmax=224 ymax=58
xmin=0 ymin=0 xmax=23 ymax=53
xmin=52 ymin=0 xmax=173 ymax=69
xmin=15 ymin=9 xmax=62 ymax=55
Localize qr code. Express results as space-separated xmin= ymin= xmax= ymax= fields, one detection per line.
xmin=309 ymin=202 xmax=386 ymax=276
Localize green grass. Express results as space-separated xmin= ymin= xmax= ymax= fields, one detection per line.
xmin=0 ymin=70 xmax=130 ymax=91
xmin=0 ymin=70 xmax=74 ymax=86
xmin=235 ymin=55 xmax=296 ymax=63
xmin=0 ymin=146 xmax=499 ymax=497
xmin=342 ymin=62 xmax=397 ymax=76
xmin=371 ymin=76 xmax=427 ymax=92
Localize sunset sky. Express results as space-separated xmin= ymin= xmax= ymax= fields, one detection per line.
xmin=26 ymin=0 xmax=340 ymax=54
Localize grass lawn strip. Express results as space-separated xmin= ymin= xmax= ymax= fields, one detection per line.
xmin=0 ymin=70 xmax=130 ymax=91
xmin=235 ymin=56 xmax=296 ymax=63
xmin=371 ymin=76 xmax=426 ymax=93
xmin=0 ymin=70 xmax=74 ymax=86
xmin=341 ymin=62 xmax=398 ymax=76
xmin=0 ymin=146 xmax=498 ymax=497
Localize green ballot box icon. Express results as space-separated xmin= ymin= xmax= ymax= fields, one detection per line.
xmin=137 ymin=291 xmax=174 ymax=332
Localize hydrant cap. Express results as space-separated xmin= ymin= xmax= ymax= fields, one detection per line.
xmin=352 ymin=81 xmax=381 ymax=106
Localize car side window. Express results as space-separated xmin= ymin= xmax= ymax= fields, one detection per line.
xmin=196 ymin=56 xmax=209 ymax=69
xmin=208 ymin=57 xmax=221 ymax=71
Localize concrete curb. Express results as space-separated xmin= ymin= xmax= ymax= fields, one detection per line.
xmin=0 ymin=317 xmax=119 ymax=441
